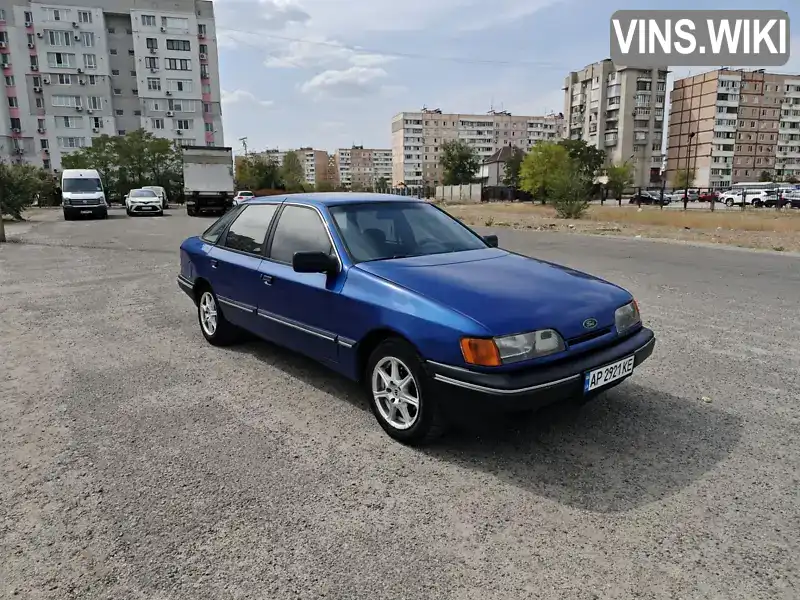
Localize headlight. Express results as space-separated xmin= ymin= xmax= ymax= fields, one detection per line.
xmin=615 ymin=300 xmax=641 ymax=335
xmin=461 ymin=328 xmax=565 ymax=366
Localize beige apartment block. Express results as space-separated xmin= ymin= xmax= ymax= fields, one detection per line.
xmin=255 ymin=147 xmax=332 ymax=187
xmin=564 ymin=60 xmax=668 ymax=189
xmin=336 ymin=145 xmax=392 ymax=189
xmin=666 ymin=69 xmax=800 ymax=189
xmin=391 ymin=108 xmax=564 ymax=186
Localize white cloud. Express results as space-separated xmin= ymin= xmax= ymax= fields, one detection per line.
xmin=221 ymin=89 xmax=274 ymax=107
xmin=263 ymin=35 xmax=393 ymax=69
xmin=215 ymin=0 xmax=310 ymax=48
xmin=299 ymin=67 xmax=388 ymax=98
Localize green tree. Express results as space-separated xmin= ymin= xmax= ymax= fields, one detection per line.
xmin=786 ymin=175 xmax=799 ymax=184
xmin=281 ymin=151 xmax=305 ymax=191
xmin=671 ymin=168 xmax=696 ymax=190
xmin=758 ymin=170 xmax=773 ymax=182
xmin=315 ymin=180 xmax=335 ymax=192
xmin=350 ymin=181 xmax=365 ymax=192
xmin=61 ymin=129 xmax=183 ymax=202
xmin=0 ymin=161 xmax=55 ymax=222
xmin=558 ymin=139 xmax=605 ymax=180
xmin=502 ymin=147 xmax=526 ymax=188
xmin=519 ymin=142 xmax=590 ymax=218
xmin=375 ymin=176 xmax=389 ymax=191
xmin=440 ymin=139 xmax=480 ymax=185
xmin=236 ymin=155 xmax=283 ymax=190
xmin=605 ymin=162 xmax=634 ymax=203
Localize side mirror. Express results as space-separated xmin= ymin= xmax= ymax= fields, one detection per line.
xmin=293 ymin=251 xmax=338 ymax=274
xmin=483 ymin=234 xmax=499 ymax=248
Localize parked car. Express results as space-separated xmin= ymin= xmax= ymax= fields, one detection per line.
xmin=628 ymin=191 xmax=670 ymax=205
xmin=698 ymin=191 xmax=720 ymax=202
xmin=233 ymin=190 xmax=255 ymax=206
xmin=125 ymin=188 xmax=164 ymax=216
xmin=142 ymin=185 xmax=169 ymax=210
xmin=177 ymin=194 xmax=656 ymax=444
xmin=719 ymin=189 xmax=770 ymax=207
xmin=674 ymin=190 xmax=699 ymax=202
xmin=782 ymin=191 xmax=800 ymax=208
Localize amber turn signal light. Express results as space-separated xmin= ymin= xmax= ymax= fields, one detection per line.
xmin=460 ymin=337 xmax=501 ymax=367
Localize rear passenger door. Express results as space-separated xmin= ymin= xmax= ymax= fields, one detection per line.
xmin=256 ymin=204 xmax=344 ymax=365
xmin=206 ymin=203 xmax=279 ymax=331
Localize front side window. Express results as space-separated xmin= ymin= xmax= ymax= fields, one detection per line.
xmin=269 ymin=205 xmax=332 ymax=264
xmin=222 ymin=204 xmax=279 ymax=254
xmin=329 ymin=202 xmax=487 ymax=263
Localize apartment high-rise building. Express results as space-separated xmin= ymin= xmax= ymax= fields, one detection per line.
xmin=563 ymin=60 xmax=668 ymax=188
xmin=391 ymin=108 xmax=564 ymax=186
xmin=666 ymin=69 xmax=800 ymax=189
xmin=336 ymin=145 xmax=392 ymax=189
xmin=0 ymin=0 xmax=224 ymax=171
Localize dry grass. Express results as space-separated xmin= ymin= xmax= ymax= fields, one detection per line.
xmin=443 ymin=202 xmax=800 ymax=253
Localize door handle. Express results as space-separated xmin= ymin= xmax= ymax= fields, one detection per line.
xmin=210 ymin=259 xmax=218 ymax=269
xmin=261 ymin=274 xmax=273 ymax=285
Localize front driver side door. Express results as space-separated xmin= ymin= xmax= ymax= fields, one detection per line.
xmin=256 ymin=204 xmax=345 ymax=366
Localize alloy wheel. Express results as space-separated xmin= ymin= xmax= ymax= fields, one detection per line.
xmin=199 ymin=292 xmax=218 ymax=336
xmin=371 ymin=356 xmax=420 ymax=430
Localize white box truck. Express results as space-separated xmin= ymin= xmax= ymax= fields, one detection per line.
xmin=182 ymin=146 xmax=235 ymax=216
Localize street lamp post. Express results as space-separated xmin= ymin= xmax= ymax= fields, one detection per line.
xmin=684 ymin=131 xmax=696 ymax=210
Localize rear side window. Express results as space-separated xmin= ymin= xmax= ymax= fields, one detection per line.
xmin=201 ymin=208 xmax=241 ymax=244
xmin=269 ymin=205 xmax=332 ymax=264
xmin=222 ymin=204 xmax=279 ymax=254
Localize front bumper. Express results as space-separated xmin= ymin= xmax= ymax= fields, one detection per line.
xmin=64 ymin=204 xmax=107 ymax=216
xmin=427 ymin=327 xmax=655 ymax=412
xmin=129 ymin=203 xmax=163 ymax=214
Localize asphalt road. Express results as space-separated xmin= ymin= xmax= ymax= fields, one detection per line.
xmin=1 ymin=209 xmax=799 ymax=599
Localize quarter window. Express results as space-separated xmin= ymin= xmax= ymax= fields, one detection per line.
xmin=201 ymin=208 xmax=241 ymax=244
xmin=269 ymin=205 xmax=332 ymax=264
xmin=222 ymin=205 xmax=278 ymax=253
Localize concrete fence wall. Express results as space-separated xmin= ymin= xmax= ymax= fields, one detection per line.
xmin=434 ymin=183 xmax=482 ymax=204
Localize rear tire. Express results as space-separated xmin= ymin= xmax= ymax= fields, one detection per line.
xmin=365 ymin=338 xmax=444 ymax=445
xmin=725 ymin=199 xmax=734 ymax=207
xmin=187 ymin=206 xmax=197 ymax=216
xmin=196 ymin=286 xmax=241 ymax=346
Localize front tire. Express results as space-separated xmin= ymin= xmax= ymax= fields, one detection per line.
xmin=365 ymin=338 xmax=443 ymax=445
xmin=197 ymin=287 xmax=239 ymax=346
xmin=725 ymin=199 xmax=734 ymax=207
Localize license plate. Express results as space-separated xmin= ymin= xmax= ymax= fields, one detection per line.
xmin=584 ymin=355 xmax=635 ymax=393
xmin=80 ymin=210 xmax=92 ymax=214
xmin=143 ymin=206 xmax=154 ymax=210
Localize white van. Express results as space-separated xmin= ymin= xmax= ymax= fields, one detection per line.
xmin=142 ymin=185 xmax=168 ymax=210
xmin=61 ymin=169 xmax=107 ymax=220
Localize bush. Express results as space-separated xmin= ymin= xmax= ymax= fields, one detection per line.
xmin=550 ymin=168 xmax=591 ymax=219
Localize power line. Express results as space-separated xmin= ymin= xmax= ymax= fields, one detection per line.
xmin=216 ymin=26 xmax=573 ymax=69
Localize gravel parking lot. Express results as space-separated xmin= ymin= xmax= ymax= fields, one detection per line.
xmin=2 ymin=208 xmax=799 ymax=599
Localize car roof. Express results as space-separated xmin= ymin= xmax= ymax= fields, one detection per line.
xmin=131 ymin=188 xmax=156 ymax=193
xmin=246 ymin=192 xmax=426 ymax=208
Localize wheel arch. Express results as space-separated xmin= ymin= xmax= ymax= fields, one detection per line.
xmin=355 ymin=327 xmax=424 ymax=383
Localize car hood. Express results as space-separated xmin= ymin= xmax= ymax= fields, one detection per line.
xmin=356 ymin=248 xmax=632 ymax=339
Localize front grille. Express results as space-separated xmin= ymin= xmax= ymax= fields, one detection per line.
xmin=567 ymin=326 xmax=612 ymax=346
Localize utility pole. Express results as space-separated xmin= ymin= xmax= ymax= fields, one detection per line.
xmin=239 ymin=136 xmax=248 ymax=157
xmin=0 ymin=171 xmax=5 ymax=242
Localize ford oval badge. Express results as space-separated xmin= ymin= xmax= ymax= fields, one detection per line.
xmin=582 ymin=318 xmax=598 ymax=330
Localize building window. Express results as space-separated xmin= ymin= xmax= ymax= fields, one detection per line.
xmin=83 ymin=54 xmax=96 ymax=69
xmin=58 ymin=136 xmax=86 ymax=148
xmin=134 ymin=110 xmax=141 ymax=116
xmin=47 ymin=30 xmax=73 ymax=47
xmin=24 ymin=11 xmax=33 ymax=23
xmin=168 ymin=99 xmax=195 ymax=112
xmin=115 ymin=109 xmax=123 ymax=115
xmin=88 ymin=75 xmax=97 ymax=84
xmin=91 ymin=117 xmax=102 ymax=129
xmin=161 ymin=16 xmax=189 ymax=30
xmin=202 ymin=83 xmax=211 ymax=94
xmin=198 ymin=24 xmax=207 ymax=36
xmin=111 ymin=69 xmax=119 ymax=75
xmin=147 ymin=77 xmax=161 ymax=91
xmin=130 ymin=70 xmax=136 ymax=76
xmin=166 ymin=39 xmax=191 ymax=51
xmin=107 ymin=27 xmax=115 ymax=34
xmin=199 ymin=44 xmax=208 ymax=55
xmin=168 ymin=79 xmax=193 ymax=92
xmin=27 ymin=33 xmax=35 ymax=46
xmin=41 ymin=139 xmax=49 ymax=149
xmin=205 ymin=122 xmax=213 ymax=132
xmin=165 ymin=58 xmax=191 ymax=71
xmin=146 ymin=38 xmax=158 ymax=50
xmin=87 ymin=96 xmax=102 ymax=109
xmin=152 ymin=118 xmax=164 ymax=129
xmin=141 ymin=15 xmax=156 ymax=27
xmin=78 ymin=10 xmax=91 ymax=23
xmin=30 ymin=56 xmax=39 ymax=69
xmin=35 ymin=97 xmax=44 ymax=108
xmin=4 ymin=75 xmax=15 ymax=86
xmin=203 ymin=102 xmax=211 ymax=113
xmin=55 ymin=73 xmax=72 ymax=85
xmin=145 ymin=57 xmax=158 ymax=70
xmin=200 ymin=64 xmax=209 ymax=79
xmin=128 ymin=49 xmax=135 ymax=56
xmin=44 ymin=8 xmax=68 ymax=22
xmin=38 ymin=118 xmax=45 ymax=129
xmin=80 ymin=32 xmax=94 ymax=47
xmin=149 ymin=100 xmax=163 ymax=111
xmin=174 ymin=119 xmax=193 ymax=130
xmin=118 ymin=130 xmax=125 ymax=135
xmin=8 ymin=96 xmax=18 ymax=108
xmin=10 ymin=117 xmax=21 ymax=130
xmin=113 ymin=88 xmax=121 ymax=95
xmin=0 ymin=9 xmax=6 ymax=21
xmin=57 ymin=116 xmax=82 ymax=128
xmin=109 ymin=48 xmax=117 ymax=55
xmin=132 ymin=88 xmax=138 ymax=95
xmin=51 ymin=94 xmax=81 ymax=107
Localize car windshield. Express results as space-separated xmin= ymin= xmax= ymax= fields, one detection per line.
xmin=63 ymin=178 xmax=102 ymax=193
xmin=130 ymin=189 xmax=157 ymax=197
xmin=329 ymin=201 xmax=488 ymax=263
xmin=239 ymin=191 xmax=254 ymax=196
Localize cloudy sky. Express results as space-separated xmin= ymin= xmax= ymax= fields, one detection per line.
xmin=214 ymin=0 xmax=799 ymax=155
